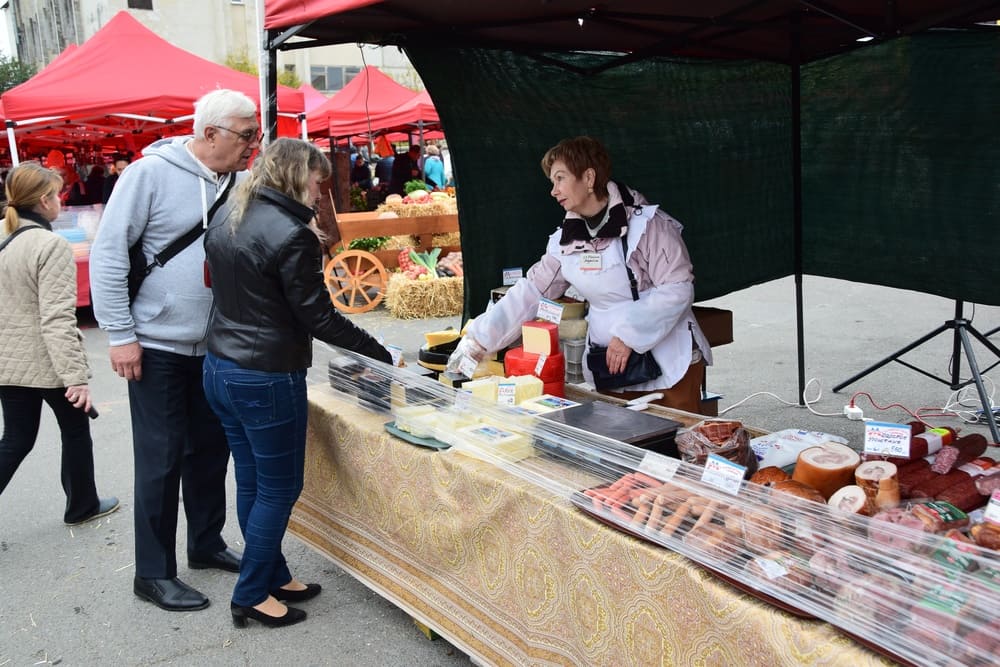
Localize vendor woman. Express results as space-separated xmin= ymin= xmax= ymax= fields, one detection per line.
xmin=447 ymin=136 xmax=710 ymax=413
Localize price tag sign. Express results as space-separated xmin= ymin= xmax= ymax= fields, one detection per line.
xmin=864 ymin=421 xmax=911 ymax=458
xmin=385 ymin=344 xmax=403 ymax=367
xmin=502 ymin=267 xmax=523 ymax=285
xmin=700 ymin=453 xmax=745 ymax=495
xmin=457 ymin=355 xmax=478 ymax=379
xmin=534 ymin=353 xmax=548 ymax=376
xmin=535 ymin=298 xmax=564 ymax=325
xmin=638 ymin=451 xmax=680 ymax=482
xmin=497 ymin=382 xmax=516 ymax=406
xmin=984 ymin=490 xmax=1000 ymax=525
xmin=454 ymin=389 xmax=472 ymax=412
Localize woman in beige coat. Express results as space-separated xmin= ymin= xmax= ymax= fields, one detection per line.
xmin=0 ymin=162 xmax=117 ymax=524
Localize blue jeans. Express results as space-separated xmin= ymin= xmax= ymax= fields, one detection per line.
xmin=203 ymin=352 xmax=307 ymax=607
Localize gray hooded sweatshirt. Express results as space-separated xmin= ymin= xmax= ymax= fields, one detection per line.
xmin=90 ymin=136 xmax=240 ymax=356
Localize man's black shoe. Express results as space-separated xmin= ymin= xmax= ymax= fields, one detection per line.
xmin=65 ymin=496 xmax=120 ymax=526
xmin=133 ymin=576 xmax=209 ymax=612
xmin=188 ymin=546 xmax=242 ymax=573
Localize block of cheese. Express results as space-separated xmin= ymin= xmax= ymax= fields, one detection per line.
xmin=393 ymin=404 xmax=437 ymax=433
xmin=463 ymin=376 xmax=499 ymax=403
xmin=521 ymin=320 xmax=560 ymax=355
xmin=433 ymin=409 xmax=480 ymax=433
xmin=406 ymin=412 xmax=441 ymax=439
xmin=508 ymin=375 xmax=543 ymax=404
xmin=454 ymin=423 xmax=535 ymax=462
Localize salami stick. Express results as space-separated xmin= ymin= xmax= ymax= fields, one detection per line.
xmin=930 ymin=434 xmax=989 ymax=474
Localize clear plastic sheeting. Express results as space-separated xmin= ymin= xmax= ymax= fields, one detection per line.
xmin=324 ymin=348 xmax=1000 ymax=666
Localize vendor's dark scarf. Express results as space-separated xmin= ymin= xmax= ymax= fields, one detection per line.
xmin=14 ymin=209 xmax=53 ymax=231
xmin=559 ymin=198 xmax=628 ymax=245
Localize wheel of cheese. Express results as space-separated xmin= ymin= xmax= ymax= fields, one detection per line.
xmin=503 ymin=346 xmax=565 ymax=383
xmin=791 ymin=442 xmax=860 ymax=500
xmin=828 ymin=484 xmax=870 ymax=515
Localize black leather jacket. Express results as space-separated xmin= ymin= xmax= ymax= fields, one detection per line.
xmin=205 ymin=186 xmax=390 ymax=372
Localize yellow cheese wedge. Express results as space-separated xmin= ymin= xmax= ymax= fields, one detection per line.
xmin=453 ymin=423 xmax=534 ymax=462
xmin=424 ymin=328 xmax=461 ymax=349
xmin=463 ymin=377 xmax=499 ymax=403
xmin=521 ymin=320 xmax=560 ymax=355
xmin=393 ymin=404 xmax=436 ymax=433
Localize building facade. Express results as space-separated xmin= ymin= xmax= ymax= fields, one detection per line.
xmin=3 ymin=0 xmax=417 ymax=93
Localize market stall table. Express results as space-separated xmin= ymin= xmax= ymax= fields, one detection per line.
xmin=290 ymin=385 xmax=891 ymax=666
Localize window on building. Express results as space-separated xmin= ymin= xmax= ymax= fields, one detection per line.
xmin=127 ymin=0 xmax=153 ymax=9
xmin=311 ymin=65 xmax=362 ymax=93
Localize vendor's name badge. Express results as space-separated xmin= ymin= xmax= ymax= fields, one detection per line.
xmin=864 ymin=421 xmax=911 ymax=458
xmin=701 ymin=453 xmax=745 ymax=495
xmin=502 ymin=267 xmax=523 ymax=285
xmin=579 ymin=252 xmax=602 ymax=271
xmin=536 ymin=298 xmax=563 ymax=325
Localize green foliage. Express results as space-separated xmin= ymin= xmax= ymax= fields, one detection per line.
xmin=349 ymin=185 xmax=367 ymax=212
xmin=348 ymin=236 xmax=390 ymax=252
xmin=278 ymin=70 xmax=301 ymax=88
xmin=225 ymin=50 xmax=301 ymax=88
xmin=404 ymin=179 xmax=428 ymax=195
xmin=225 ymin=51 xmax=257 ymax=76
xmin=0 ymin=54 xmax=36 ymax=93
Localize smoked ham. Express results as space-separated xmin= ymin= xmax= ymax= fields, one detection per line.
xmin=791 ymin=442 xmax=860 ymax=500
xmin=828 ymin=485 xmax=871 ymax=515
xmin=855 ymin=460 xmax=900 ymax=512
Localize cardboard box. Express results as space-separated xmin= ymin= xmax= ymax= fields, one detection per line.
xmin=693 ymin=306 xmax=733 ymax=348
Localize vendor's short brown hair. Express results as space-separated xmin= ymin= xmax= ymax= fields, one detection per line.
xmin=540 ymin=136 xmax=611 ymax=199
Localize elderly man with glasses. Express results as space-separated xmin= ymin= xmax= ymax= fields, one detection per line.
xmin=90 ymin=89 xmax=261 ymax=613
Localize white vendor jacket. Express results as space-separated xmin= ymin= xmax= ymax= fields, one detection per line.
xmin=466 ymin=181 xmax=711 ymax=392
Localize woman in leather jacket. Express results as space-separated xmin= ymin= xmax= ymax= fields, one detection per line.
xmin=203 ymin=138 xmax=390 ymax=629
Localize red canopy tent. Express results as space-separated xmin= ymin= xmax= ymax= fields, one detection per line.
xmin=304 ymin=65 xmax=417 ymax=138
xmin=332 ymin=89 xmax=440 ymax=138
xmin=3 ymin=11 xmax=304 ymax=162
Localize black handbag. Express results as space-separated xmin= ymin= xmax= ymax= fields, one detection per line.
xmin=585 ymin=229 xmax=663 ymax=390
xmin=127 ymin=175 xmax=235 ymax=303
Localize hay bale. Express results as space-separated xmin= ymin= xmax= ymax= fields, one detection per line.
xmin=384 ymin=273 xmax=464 ymax=319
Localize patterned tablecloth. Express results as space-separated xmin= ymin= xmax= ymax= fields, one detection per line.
xmin=291 ymin=386 xmax=893 ymax=667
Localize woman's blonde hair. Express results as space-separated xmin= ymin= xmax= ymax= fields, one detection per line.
xmin=540 ymin=136 xmax=612 ymax=200
xmin=230 ymin=138 xmax=331 ymax=231
xmin=3 ymin=162 xmax=63 ymax=235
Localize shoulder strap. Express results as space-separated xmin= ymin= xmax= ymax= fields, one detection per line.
xmin=0 ymin=224 xmax=44 ymax=255
xmin=613 ymin=181 xmax=640 ymax=301
xmin=148 ymin=174 xmax=237 ymax=272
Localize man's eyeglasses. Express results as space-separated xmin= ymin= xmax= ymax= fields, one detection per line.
xmin=213 ymin=125 xmax=263 ymax=144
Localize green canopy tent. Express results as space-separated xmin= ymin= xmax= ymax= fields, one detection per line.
xmin=262 ymin=2 xmax=1000 ymax=439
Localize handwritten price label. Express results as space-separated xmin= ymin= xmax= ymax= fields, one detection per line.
xmin=700 ymin=453 xmax=745 ymax=495
xmin=638 ymin=451 xmax=680 ymax=482
xmin=536 ymin=298 xmax=564 ymax=325
xmin=497 ymin=382 xmax=516 ymax=406
xmin=502 ymin=267 xmax=523 ymax=285
xmin=864 ymin=422 xmax=911 ymax=458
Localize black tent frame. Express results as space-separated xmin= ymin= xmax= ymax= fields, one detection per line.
xmin=262 ymin=1 xmax=1000 ymax=434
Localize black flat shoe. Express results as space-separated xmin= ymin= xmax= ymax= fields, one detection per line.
xmin=65 ymin=496 xmax=120 ymax=526
xmin=231 ymin=602 xmax=306 ymax=628
xmin=270 ymin=583 xmax=322 ymax=603
xmin=188 ymin=546 xmax=242 ymax=573
xmin=134 ymin=576 xmax=209 ymax=612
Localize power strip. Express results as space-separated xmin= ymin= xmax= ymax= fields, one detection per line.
xmin=843 ymin=405 xmax=864 ymax=420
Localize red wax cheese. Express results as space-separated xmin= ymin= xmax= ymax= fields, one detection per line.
xmin=521 ymin=320 xmax=560 ymax=355
xmin=504 ymin=346 xmax=565 ymax=384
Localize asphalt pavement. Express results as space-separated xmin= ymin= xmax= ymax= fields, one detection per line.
xmin=2 ymin=276 xmax=999 ymax=666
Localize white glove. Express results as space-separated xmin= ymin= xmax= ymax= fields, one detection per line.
xmin=445 ymin=336 xmax=487 ymax=377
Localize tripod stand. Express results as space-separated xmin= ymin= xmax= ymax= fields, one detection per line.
xmin=833 ymin=300 xmax=1000 ymax=443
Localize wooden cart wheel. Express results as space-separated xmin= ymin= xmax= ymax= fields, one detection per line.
xmin=324 ymin=249 xmax=388 ymax=313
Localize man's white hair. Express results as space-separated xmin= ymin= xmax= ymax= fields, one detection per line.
xmin=193 ymin=89 xmax=258 ymax=139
